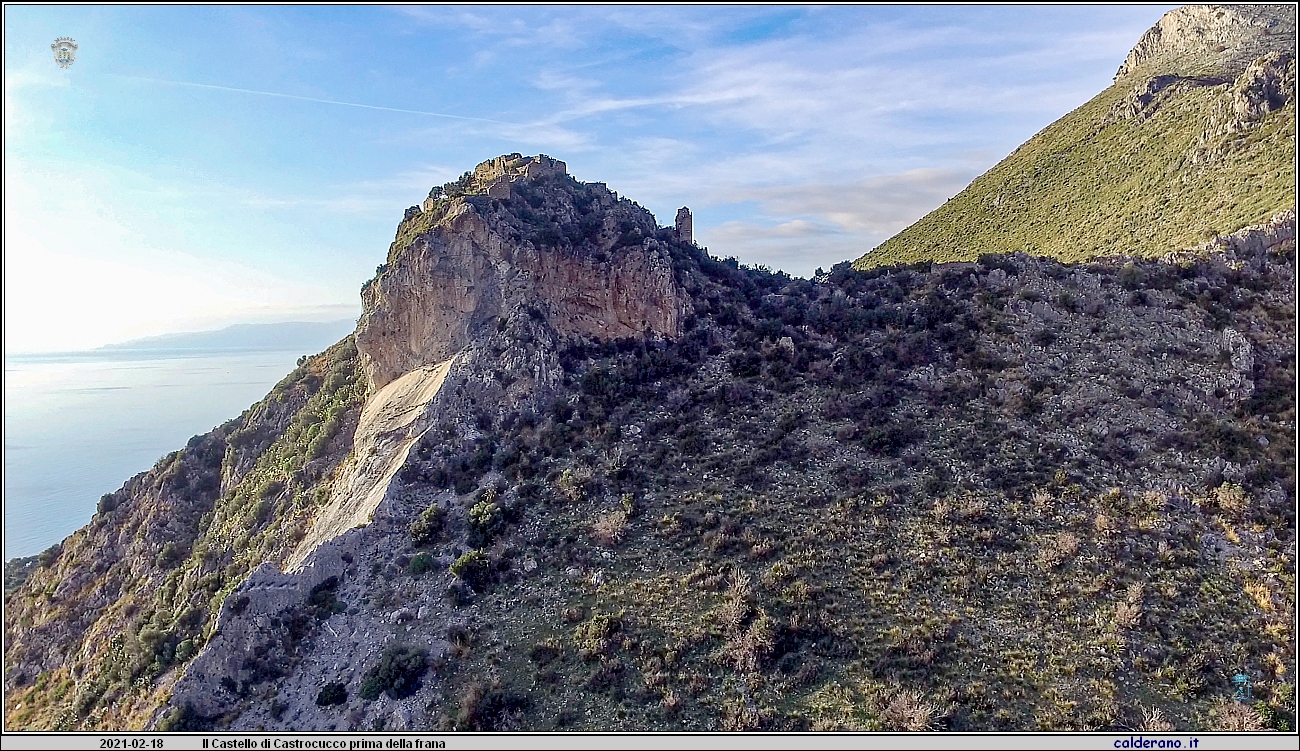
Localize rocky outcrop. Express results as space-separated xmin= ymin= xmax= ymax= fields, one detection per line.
xmin=285 ymin=357 xmax=457 ymax=571
xmin=1114 ymin=4 xmax=1296 ymax=83
xmin=1106 ymin=8 xmax=1295 ymax=129
xmin=357 ymin=155 xmax=691 ymax=390
xmin=1162 ymin=209 xmax=1296 ymax=264
xmin=1104 ymin=73 xmax=1225 ymax=124
xmin=144 ymin=155 xmax=700 ymax=729
xmin=164 ymin=545 xmax=347 ymax=721
xmin=1231 ymin=50 xmax=1296 ymax=121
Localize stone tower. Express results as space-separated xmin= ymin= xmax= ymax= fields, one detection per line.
xmin=675 ymin=207 xmax=693 ymax=245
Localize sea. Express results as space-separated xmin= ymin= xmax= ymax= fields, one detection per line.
xmin=3 ymin=349 xmax=310 ymax=559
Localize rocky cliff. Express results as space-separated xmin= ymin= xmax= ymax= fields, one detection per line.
xmin=860 ymin=3 xmax=1296 ymax=268
xmin=1114 ymin=4 xmax=1293 ymax=83
xmin=356 ymin=155 xmax=689 ymax=390
xmin=4 ymin=154 xmax=705 ymax=731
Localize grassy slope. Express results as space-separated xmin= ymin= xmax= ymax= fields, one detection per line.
xmin=4 ymin=340 xmax=366 ymax=730
xmin=857 ymin=81 xmax=1296 ymax=268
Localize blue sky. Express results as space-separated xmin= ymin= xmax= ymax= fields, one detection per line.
xmin=4 ymin=4 xmax=1176 ymax=352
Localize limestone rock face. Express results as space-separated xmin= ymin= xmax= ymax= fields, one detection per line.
xmin=1114 ymin=4 xmax=1296 ymax=83
xmin=1231 ymin=50 xmax=1297 ymax=121
xmin=356 ymin=155 xmax=691 ymax=390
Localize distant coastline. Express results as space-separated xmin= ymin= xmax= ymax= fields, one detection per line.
xmin=96 ymin=319 xmax=357 ymax=352
xmin=5 ymin=319 xmax=358 ymax=361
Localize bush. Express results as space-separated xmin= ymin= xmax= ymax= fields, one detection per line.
xmin=729 ymin=350 xmax=762 ymax=378
xmin=529 ymin=639 xmax=562 ymax=666
xmin=407 ymin=552 xmax=436 ymax=576
xmin=450 ymin=550 xmax=492 ymax=591
xmin=316 ymin=682 xmax=347 ymax=706
xmin=174 ymin=638 xmax=197 ymax=662
xmin=409 ymin=504 xmax=446 ymax=547
xmin=258 ymin=479 xmax=285 ymax=499
xmin=157 ymin=703 xmax=210 ymax=731
xmin=36 ymin=544 xmax=61 ymax=568
xmin=454 ymin=680 xmax=528 ymax=731
xmin=592 ymin=510 xmax=629 ymax=547
xmin=359 ymin=644 xmax=428 ymax=701
xmin=155 ymin=542 xmax=182 ymax=569
xmin=97 ymin=493 xmax=118 ymax=515
xmin=444 ymin=581 xmax=474 ymax=606
xmin=468 ymin=494 xmax=503 ymax=546
xmin=308 ymin=577 xmax=346 ymax=620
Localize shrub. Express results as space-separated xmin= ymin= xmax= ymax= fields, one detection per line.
xmin=449 ymin=550 xmax=492 ymax=591
xmin=157 ymin=703 xmax=210 ymax=731
xmin=574 ymin=611 xmax=622 ymax=658
xmin=36 ymin=544 xmax=61 ymax=568
xmin=97 ymin=493 xmax=118 ymax=515
xmin=1119 ymin=262 xmax=1143 ymax=290
xmin=1139 ymin=706 xmax=1175 ymax=732
xmin=592 ymin=510 xmax=629 ymax=547
xmin=307 ymin=577 xmax=346 ymax=620
xmin=468 ymin=494 xmax=503 ymax=546
xmin=409 ymin=504 xmax=446 ymax=547
xmin=557 ymin=468 xmax=593 ymax=502
xmin=529 ymin=639 xmax=562 ymax=666
xmin=407 ymin=552 xmax=436 ymax=577
xmin=174 ymin=639 xmax=197 ymax=662
xmin=729 ymin=350 xmax=762 ymax=378
xmin=155 ymin=542 xmax=182 ymax=569
xmin=258 ymin=479 xmax=285 ymax=499
xmin=1210 ymin=697 xmax=1267 ymax=731
xmin=454 ymin=680 xmax=528 ymax=731
xmin=316 ymin=682 xmax=347 ymax=706
xmin=881 ymin=689 xmax=944 ymax=731
xmin=359 ymin=644 xmax=428 ymax=701
xmin=444 ymin=581 xmax=474 ymax=607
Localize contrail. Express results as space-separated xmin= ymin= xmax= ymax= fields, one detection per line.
xmin=113 ymin=75 xmax=513 ymax=125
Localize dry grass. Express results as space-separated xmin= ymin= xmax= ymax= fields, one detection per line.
xmin=1039 ymin=532 xmax=1080 ymax=567
xmin=1114 ymin=584 xmax=1144 ymax=630
xmin=1140 ymin=706 xmax=1175 ymax=732
xmin=881 ymin=689 xmax=944 ymax=732
xmin=1245 ymin=581 xmax=1274 ymax=611
xmin=591 ymin=510 xmax=629 ymax=547
xmin=720 ymin=611 xmax=776 ymax=674
xmin=1212 ymin=484 xmax=1251 ymax=515
xmin=660 ymin=688 xmax=680 ymax=714
xmin=1210 ymin=698 xmax=1266 ymax=731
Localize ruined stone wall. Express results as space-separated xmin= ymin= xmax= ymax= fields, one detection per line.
xmin=675 ymin=206 xmax=693 ymax=245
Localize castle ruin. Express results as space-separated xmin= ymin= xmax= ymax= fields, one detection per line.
xmin=675 ymin=207 xmax=693 ymax=245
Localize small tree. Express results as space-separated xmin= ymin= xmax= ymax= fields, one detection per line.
xmin=409 ymin=504 xmax=446 ymax=547
xmin=316 ymin=682 xmax=347 ymax=706
xmin=450 ymin=550 xmax=492 ymax=591
xmin=359 ymin=644 xmax=428 ymax=700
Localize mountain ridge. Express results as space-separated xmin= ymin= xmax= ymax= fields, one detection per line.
xmin=857 ymin=3 xmax=1296 ymax=269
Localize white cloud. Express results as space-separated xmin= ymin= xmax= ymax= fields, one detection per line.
xmin=3 ymin=161 xmax=357 ymax=353
xmin=686 ymin=169 xmax=976 ymax=277
xmin=738 ymin=168 xmax=975 ymax=234
xmin=697 ymin=221 xmax=867 ymax=279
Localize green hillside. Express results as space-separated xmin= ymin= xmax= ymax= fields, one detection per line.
xmin=858 ymin=50 xmax=1295 ymax=268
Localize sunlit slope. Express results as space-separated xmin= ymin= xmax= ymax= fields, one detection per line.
xmin=858 ymin=61 xmax=1295 ymax=268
